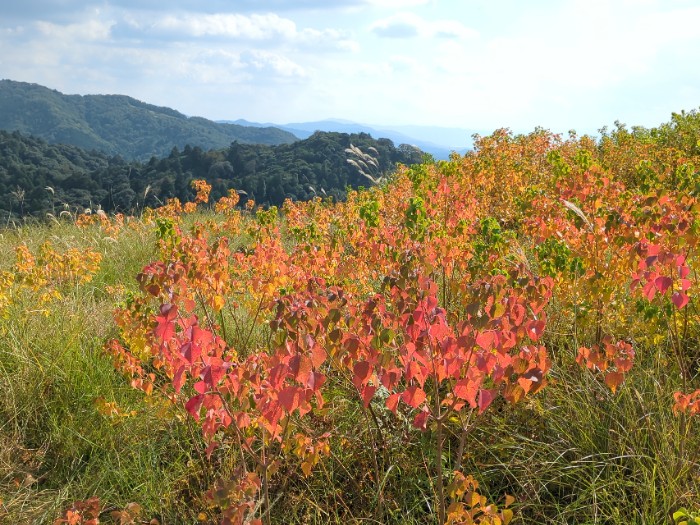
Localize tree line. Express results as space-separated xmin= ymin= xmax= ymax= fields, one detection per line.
xmin=0 ymin=129 xmax=424 ymax=222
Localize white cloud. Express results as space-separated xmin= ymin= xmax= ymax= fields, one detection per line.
xmin=36 ymin=19 xmax=112 ymax=41
xmin=112 ymin=11 xmax=358 ymax=52
xmin=434 ymin=20 xmax=478 ymax=40
xmin=370 ymin=12 xmax=476 ymax=40
xmin=364 ymin=0 xmax=433 ymax=7
xmin=297 ymin=27 xmax=359 ymax=52
xmin=125 ymin=13 xmax=297 ymax=40
xmin=370 ymin=13 xmax=422 ymax=38
xmin=241 ymin=50 xmax=307 ymax=78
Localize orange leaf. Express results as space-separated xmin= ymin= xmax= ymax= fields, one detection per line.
xmin=454 ymin=378 xmax=479 ymax=408
xmin=310 ymin=344 xmax=327 ymax=369
xmin=386 ymin=393 xmax=400 ymax=413
xmin=361 ymin=385 xmax=376 ymax=407
xmin=402 ymin=385 xmax=427 ymax=408
xmin=476 ymin=331 xmax=495 ymax=350
xmin=604 ymin=371 xmax=624 ymax=393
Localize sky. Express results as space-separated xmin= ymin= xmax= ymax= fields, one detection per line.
xmin=1 ymin=0 xmax=699 ymax=143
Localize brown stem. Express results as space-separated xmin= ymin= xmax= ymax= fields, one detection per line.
xmin=243 ymin=296 xmax=265 ymax=352
xmin=435 ymin=406 xmax=446 ymax=525
xmin=260 ymin=427 xmax=271 ymax=525
xmin=196 ymin=290 xmax=217 ymax=332
xmin=454 ymin=411 xmax=474 ymax=473
xmin=361 ymin=400 xmax=384 ymax=522
xmin=670 ymin=306 xmax=689 ymax=391
xmin=431 ymin=353 xmax=446 ymax=524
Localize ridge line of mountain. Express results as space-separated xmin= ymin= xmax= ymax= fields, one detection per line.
xmin=0 ymin=79 xmax=297 ymax=162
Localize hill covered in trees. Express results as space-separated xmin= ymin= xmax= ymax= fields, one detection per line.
xmin=0 ymin=80 xmax=297 ymax=161
xmin=0 ymin=129 xmax=423 ymax=222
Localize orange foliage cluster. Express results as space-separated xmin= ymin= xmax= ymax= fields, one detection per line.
xmin=102 ymin=120 xmax=700 ymax=523
xmin=674 ymin=389 xmax=700 ymax=416
xmin=577 ymin=337 xmax=635 ymax=393
xmin=53 ymin=497 xmax=158 ymax=525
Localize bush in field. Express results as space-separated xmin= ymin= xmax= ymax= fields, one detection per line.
xmin=5 ymin=109 xmax=700 ymax=524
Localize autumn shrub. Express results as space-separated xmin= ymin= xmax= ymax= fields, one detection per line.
xmin=5 ymin=110 xmax=700 ymax=524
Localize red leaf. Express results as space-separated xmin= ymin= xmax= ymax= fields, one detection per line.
xmin=202 ymin=360 xmax=225 ymax=388
xmin=642 ymin=280 xmax=656 ymax=301
xmin=290 ymin=355 xmax=313 ymax=384
xmin=646 ymin=244 xmax=660 ymax=256
xmin=155 ymin=318 xmax=175 ymax=342
xmin=235 ymin=411 xmax=251 ymax=428
xmin=191 ymin=325 xmax=213 ymax=346
xmin=160 ymin=303 xmax=178 ymax=320
xmin=353 ymin=361 xmax=371 ymax=387
xmin=518 ymin=368 xmax=544 ymax=394
xmin=343 ymin=336 xmax=360 ymax=357
xmin=185 ymin=394 xmax=204 ymax=420
xmin=172 ymin=365 xmax=187 ymax=393
xmin=615 ymin=357 xmax=633 ymax=373
xmin=526 ymin=319 xmax=546 ymax=342
xmin=654 ymin=276 xmax=673 ymax=294
xmin=307 ymin=370 xmax=326 ymax=391
xmin=385 ymin=393 xmax=400 ymax=413
xmin=310 ymin=344 xmax=327 ymax=369
xmin=511 ymin=304 xmax=526 ymax=326
xmin=680 ymin=264 xmax=690 ymax=279
xmin=478 ymin=388 xmax=496 ymax=413
xmin=205 ymin=441 xmax=219 ymax=459
xmin=183 ymin=298 xmax=197 ymax=313
xmin=406 ymin=361 xmax=426 ymax=387
xmin=278 ymin=386 xmax=300 ymax=413
xmin=412 ymin=408 xmax=430 ymax=430
xmin=672 ymin=291 xmax=689 ymax=309
xmin=401 ymin=385 xmax=427 ymax=408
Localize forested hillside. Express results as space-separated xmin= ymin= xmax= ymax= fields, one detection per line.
xmin=0 ymin=129 xmax=423 ymax=221
xmin=0 ymin=80 xmax=297 ymax=160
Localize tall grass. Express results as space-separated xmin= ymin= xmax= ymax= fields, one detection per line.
xmin=463 ymin=345 xmax=699 ymax=524
xmin=0 ymin=219 xmax=203 ymax=523
xmin=0 ymin=210 xmax=698 ymax=524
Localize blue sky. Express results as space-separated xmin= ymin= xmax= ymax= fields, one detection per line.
xmin=1 ymin=0 xmax=699 ymax=141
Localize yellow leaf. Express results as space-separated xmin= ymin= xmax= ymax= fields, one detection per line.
xmin=301 ymin=460 xmax=312 ymax=477
xmin=211 ymin=295 xmax=226 ymax=311
xmin=502 ymin=508 xmax=514 ymax=524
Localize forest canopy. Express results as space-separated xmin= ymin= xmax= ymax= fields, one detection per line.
xmin=0 ymin=129 xmax=424 ymax=221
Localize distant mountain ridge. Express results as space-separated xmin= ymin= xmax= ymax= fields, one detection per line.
xmin=225 ymin=118 xmax=476 ymax=159
xmin=0 ymin=80 xmax=297 ymax=161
